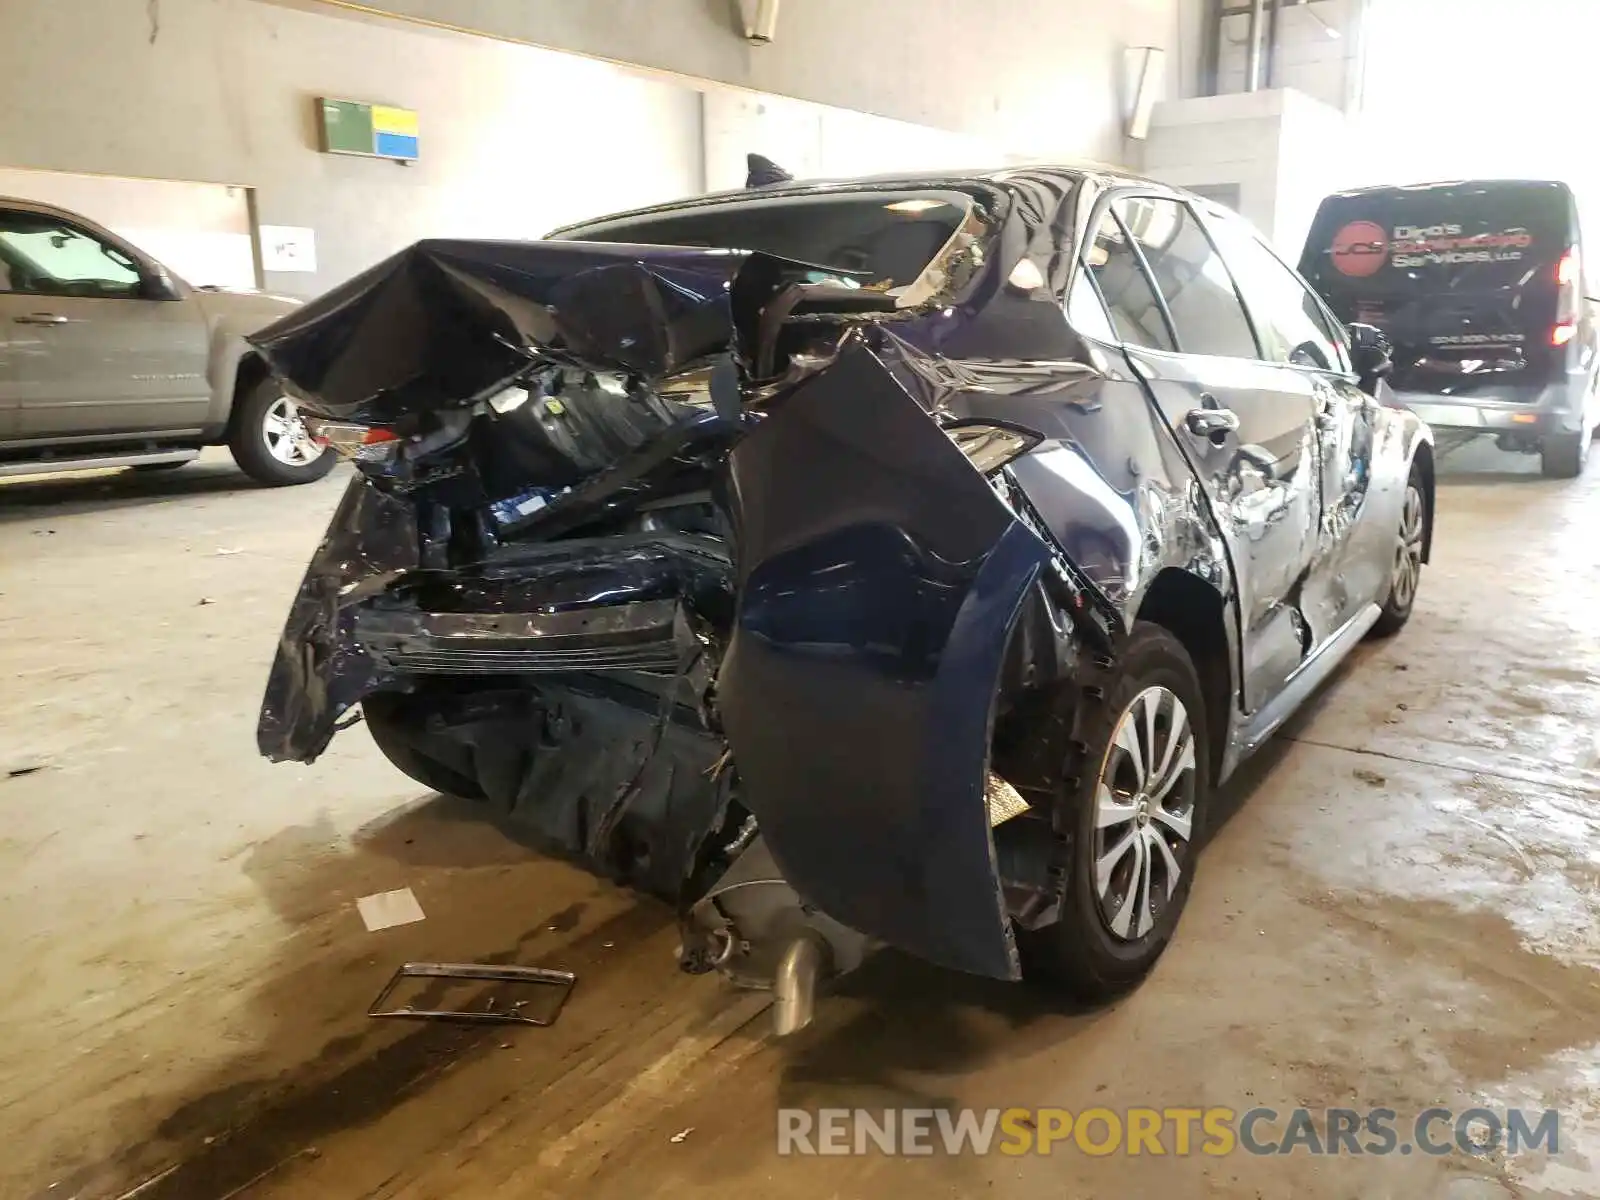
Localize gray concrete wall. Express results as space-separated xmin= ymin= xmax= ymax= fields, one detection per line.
xmin=0 ymin=0 xmax=705 ymax=295
xmin=290 ymin=0 xmax=1193 ymax=165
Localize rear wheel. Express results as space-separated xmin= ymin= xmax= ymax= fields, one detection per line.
xmin=1540 ymin=432 xmax=1587 ymax=479
xmin=1019 ymin=623 xmax=1209 ymax=1002
xmin=228 ymin=379 xmax=335 ymax=486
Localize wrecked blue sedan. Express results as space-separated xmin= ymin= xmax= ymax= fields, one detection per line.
xmin=253 ymin=165 xmax=1433 ymax=1032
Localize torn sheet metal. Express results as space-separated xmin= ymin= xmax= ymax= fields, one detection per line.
xmin=718 ymin=338 xmax=1050 ymax=981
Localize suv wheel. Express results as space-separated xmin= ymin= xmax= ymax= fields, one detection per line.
xmin=1540 ymin=431 xmax=1588 ymax=479
xmin=228 ymin=379 xmax=335 ymax=486
xmin=1018 ymin=623 xmax=1209 ymax=1002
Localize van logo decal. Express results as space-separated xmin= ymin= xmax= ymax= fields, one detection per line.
xmin=1330 ymin=220 xmax=1389 ymax=277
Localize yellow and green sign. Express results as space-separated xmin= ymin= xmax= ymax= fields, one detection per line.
xmin=318 ymin=98 xmax=419 ymax=162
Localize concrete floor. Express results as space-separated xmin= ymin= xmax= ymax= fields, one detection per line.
xmin=1 ymin=444 xmax=1596 ymax=1200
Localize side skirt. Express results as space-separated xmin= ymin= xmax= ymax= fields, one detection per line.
xmin=1233 ymin=601 xmax=1381 ymax=763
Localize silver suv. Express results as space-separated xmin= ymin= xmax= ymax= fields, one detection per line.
xmin=0 ymin=196 xmax=332 ymax=485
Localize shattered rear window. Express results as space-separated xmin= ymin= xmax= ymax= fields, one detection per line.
xmin=555 ymin=189 xmax=977 ymax=294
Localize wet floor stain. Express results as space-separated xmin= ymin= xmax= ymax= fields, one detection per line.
xmin=42 ymin=902 xmax=657 ymax=1200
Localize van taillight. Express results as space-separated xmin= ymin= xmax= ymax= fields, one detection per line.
xmin=1554 ymin=249 xmax=1581 ymax=348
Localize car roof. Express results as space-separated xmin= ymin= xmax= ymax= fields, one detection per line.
xmin=0 ymin=194 xmax=75 ymax=214
xmin=0 ymin=194 xmax=120 ymax=229
xmin=547 ymin=162 xmax=1186 ymax=236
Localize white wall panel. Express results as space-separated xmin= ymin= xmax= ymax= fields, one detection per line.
xmin=0 ymin=0 xmax=705 ymax=296
xmin=702 ymin=91 xmax=1022 ymax=196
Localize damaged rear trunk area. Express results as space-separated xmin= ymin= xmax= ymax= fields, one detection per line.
xmin=254 ymin=183 xmax=1107 ymax=1020
xmin=252 ymin=231 xmax=913 ymax=899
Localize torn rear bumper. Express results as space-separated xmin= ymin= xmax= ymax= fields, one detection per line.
xmin=256 ymin=490 xmax=727 ymax=764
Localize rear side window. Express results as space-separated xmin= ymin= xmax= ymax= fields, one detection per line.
xmin=1207 ymin=212 xmax=1346 ymax=371
xmin=1115 ymin=196 xmax=1259 ymax=360
xmin=1083 ymin=211 xmax=1175 ymax=351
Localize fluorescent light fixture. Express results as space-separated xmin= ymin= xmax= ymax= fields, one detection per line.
xmin=883 ymin=199 xmax=948 ymax=214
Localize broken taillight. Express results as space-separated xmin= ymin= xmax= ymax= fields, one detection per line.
xmin=305 ymin=418 xmax=402 ymax=463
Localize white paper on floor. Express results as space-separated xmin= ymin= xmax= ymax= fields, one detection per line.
xmin=357 ymin=887 xmax=426 ymax=932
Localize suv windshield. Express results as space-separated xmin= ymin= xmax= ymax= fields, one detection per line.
xmin=554 ymin=188 xmax=978 ymax=296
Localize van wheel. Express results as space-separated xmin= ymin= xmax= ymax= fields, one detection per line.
xmin=228 ymin=380 xmax=335 ymax=486
xmin=1540 ymin=432 xmax=1587 ymax=479
xmin=1018 ymin=623 xmax=1209 ymax=1002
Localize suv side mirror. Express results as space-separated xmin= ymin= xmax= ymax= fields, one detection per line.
xmin=1347 ymin=322 xmax=1393 ymax=392
xmin=141 ymin=265 xmax=183 ymax=302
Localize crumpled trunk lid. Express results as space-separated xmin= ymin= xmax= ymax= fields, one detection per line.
xmin=249 ymin=238 xmax=879 ymax=423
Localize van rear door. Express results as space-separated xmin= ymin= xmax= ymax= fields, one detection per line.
xmin=1298 ymin=181 xmax=1577 ymax=398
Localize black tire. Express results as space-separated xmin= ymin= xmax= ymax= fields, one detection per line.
xmin=1369 ymin=462 xmax=1428 ymax=638
xmin=363 ymin=698 xmax=485 ymax=800
xmin=1019 ymin=622 xmax=1210 ymax=1003
xmin=227 ymin=378 xmax=335 ymax=486
xmin=1540 ymin=432 xmax=1587 ymax=479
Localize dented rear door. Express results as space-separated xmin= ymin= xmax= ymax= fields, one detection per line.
xmin=717 ymin=339 xmax=1051 ymax=981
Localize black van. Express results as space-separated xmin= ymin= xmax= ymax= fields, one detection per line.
xmin=1300 ymin=180 xmax=1599 ymax=477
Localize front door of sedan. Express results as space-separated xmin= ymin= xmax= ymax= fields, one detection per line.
xmin=0 ymin=207 xmax=210 ymax=439
xmin=1085 ymin=195 xmax=1323 ymax=714
xmin=1198 ymin=207 xmax=1385 ymax=642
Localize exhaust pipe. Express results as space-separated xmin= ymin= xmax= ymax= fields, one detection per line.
xmin=772 ymin=933 xmax=828 ymax=1036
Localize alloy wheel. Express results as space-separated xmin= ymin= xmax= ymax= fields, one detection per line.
xmin=1092 ymin=685 xmax=1197 ymax=941
xmin=263 ymin=394 xmax=321 ymax=467
xmin=1391 ymin=483 xmax=1425 ymax=613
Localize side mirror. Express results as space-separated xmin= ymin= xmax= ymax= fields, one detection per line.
xmin=1347 ymin=322 xmax=1393 ymax=392
xmin=141 ymin=265 xmax=182 ymax=301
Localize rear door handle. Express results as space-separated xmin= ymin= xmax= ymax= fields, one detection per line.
xmin=14 ymin=313 xmax=70 ymax=326
xmin=1184 ymin=407 xmax=1241 ymax=441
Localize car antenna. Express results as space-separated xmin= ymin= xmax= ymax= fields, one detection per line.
xmin=746 ymin=154 xmax=794 ymax=188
